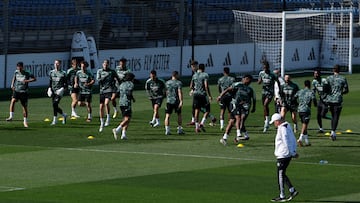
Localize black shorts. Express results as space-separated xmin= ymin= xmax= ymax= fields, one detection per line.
xmin=100 ymin=92 xmax=113 ymax=104
xmin=165 ymin=102 xmax=181 ymax=114
xmin=70 ymin=87 xmax=80 ymax=94
xmin=219 ymin=95 xmax=232 ymax=111
xmin=78 ymin=94 xmax=92 ymax=103
xmin=193 ymin=94 xmax=209 ymax=110
xmin=229 ymin=103 xmax=241 ymax=119
xmin=299 ymin=112 xmax=310 ymax=124
xmin=151 ymin=98 xmax=163 ymax=107
xmin=120 ymin=106 xmax=132 ymax=117
xmin=12 ymin=91 xmax=29 ymax=106
xmin=282 ymin=102 xmax=298 ymax=113
xmin=262 ymin=92 xmax=274 ymax=103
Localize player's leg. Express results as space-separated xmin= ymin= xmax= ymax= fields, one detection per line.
xmin=6 ymin=97 xmax=17 ymax=121
xmin=71 ymin=91 xmax=80 ymax=118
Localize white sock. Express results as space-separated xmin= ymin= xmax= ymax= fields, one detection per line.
xmin=88 ymin=113 xmax=92 ymax=119
xmin=236 ymin=129 xmax=241 ymax=137
xmin=265 ymin=116 xmax=269 ymax=123
xmin=53 ymin=116 xmax=57 ymax=122
xmin=304 ymin=134 xmax=309 ymax=144
xmin=71 ymin=108 xmax=75 ymax=114
xmin=116 ymin=125 xmax=122 ymax=133
xmin=298 ymin=134 xmax=303 ymax=142
xmin=122 ymin=129 xmax=126 ymax=137
xmin=165 ymin=126 xmax=170 ymax=132
xmin=100 ymin=118 xmax=104 ymax=126
xmin=23 ymin=117 xmax=27 ymax=122
xmin=191 ymin=117 xmax=195 ymax=122
xmin=220 ymin=120 xmax=224 ymax=128
xmin=201 ymin=117 xmax=206 ymax=125
xmin=222 ymin=133 xmax=228 ymax=140
xmin=156 ymin=118 xmax=160 ymax=124
xmin=9 ymin=112 xmax=14 ymax=118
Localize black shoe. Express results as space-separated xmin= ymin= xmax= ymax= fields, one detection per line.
xmin=271 ymin=196 xmax=287 ymax=202
xmin=287 ymin=190 xmax=299 ymax=201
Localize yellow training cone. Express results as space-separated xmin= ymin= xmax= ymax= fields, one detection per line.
xmin=71 ymin=117 xmax=77 ymax=120
xmin=345 ymin=129 xmax=353 ymax=133
xmin=44 ymin=118 xmax=50 ymax=122
xmin=237 ymin=143 xmax=244 ymax=148
xmin=336 ymin=132 xmax=342 ymax=135
xmin=324 ymin=132 xmax=331 ymax=136
xmin=87 ymin=135 xmax=95 ymax=140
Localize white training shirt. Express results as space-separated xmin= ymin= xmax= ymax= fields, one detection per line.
xmin=274 ymin=121 xmax=297 ymax=159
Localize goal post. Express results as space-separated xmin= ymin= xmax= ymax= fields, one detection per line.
xmin=233 ymin=9 xmax=353 ymax=76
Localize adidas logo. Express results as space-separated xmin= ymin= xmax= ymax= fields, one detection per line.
xmin=292 ymin=48 xmax=300 ymax=62
xmin=223 ymin=52 xmax=231 ymax=66
xmin=308 ymin=47 xmax=316 ymax=61
xmin=240 ymin=51 xmax=248 ymax=65
xmin=205 ymin=53 xmax=214 ymax=67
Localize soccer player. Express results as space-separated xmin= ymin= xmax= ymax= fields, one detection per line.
xmin=312 ymin=69 xmax=331 ymax=133
xmin=217 ymin=67 xmax=235 ymax=130
xmin=269 ymin=113 xmax=299 ymax=202
xmin=48 ymin=59 xmax=68 ymax=125
xmin=74 ymin=61 xmax=95 ymax=122
xmin=325 ymin=65 xmax=349 ymax=141
xmin=191 ymin=63 xmax=212 ymax=133
xmin=295 ymin=80 xmax=316 ymax=146
xmin=280 ymin=75 xmax=300 ymax=133
xmin=145 ymin=70 xmax=166 ymax=127
xmin=258 ymin=61 xmax=277 ymax=132
xmin=97 ymin=59 xmax=120 ymax=132
xmin=273 ymin=68 xmax=285 ymax=114
xmin=112 ymin=72 xmax=136 ymax=140
xmin=218 ymin=75 xmax=255 ymax=145
xmin=237 ymin=75 xmax=256 ymax=141
xmin=67 ymin=58 xmax=80 ymax=118
xmin=187 ymin=60 xmax=199 ymax=125
xmin=112 ymin=58 xmax=130 ymax=119
xmin=6 ymin=62 xmax=37 ymax=128
xmin=164 ymin=71 xmax=184 ymax=135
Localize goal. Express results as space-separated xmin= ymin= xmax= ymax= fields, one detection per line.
xmin=233 ymin=9 xmax=353 ymax=75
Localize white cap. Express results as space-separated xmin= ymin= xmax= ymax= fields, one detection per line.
xmin=269 ymin=113 xmax=282 ymax=124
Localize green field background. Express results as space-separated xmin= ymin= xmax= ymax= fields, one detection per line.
xmin=0 ymin=73 xmax=359 ymax=203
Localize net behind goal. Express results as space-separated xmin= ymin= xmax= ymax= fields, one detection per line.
xmin=233 ymin=9 xmax=353 ymax=75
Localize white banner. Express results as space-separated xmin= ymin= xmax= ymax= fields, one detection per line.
xmin=1 ymin=38 xmax=360 ymax=88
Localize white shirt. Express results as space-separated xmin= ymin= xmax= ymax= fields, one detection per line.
xmin=274 ymin=121 xmax=297 ymax=159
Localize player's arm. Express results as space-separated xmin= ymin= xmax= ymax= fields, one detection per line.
xmin=10 ymin=75 xmax=16 ymax=91
xmin=178 ymin=87 xmax=183 ymax=108
xmin=204 ymin=79 xmax=212 ymax=101
xmin=217 ymin=86 xmax=232 ymax=101
xmin=257 ymin=73 xmax=262 ymax=84
xmin=343 ymin=78 xmax=349 ymax=95
xmin=25 ymin=73 xmax=37 ymax=83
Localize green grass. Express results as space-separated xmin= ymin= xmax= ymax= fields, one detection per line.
xmin=0 ymin=74 xmax=359 ymax=202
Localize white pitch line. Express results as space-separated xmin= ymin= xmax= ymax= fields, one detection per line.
xmin=0 ymin=186 xmax=25 ymax=192
xmin=1 ymin=144 xmax=360 ymax=168
xmin=59 ymin=147 xmax=360 ymax=168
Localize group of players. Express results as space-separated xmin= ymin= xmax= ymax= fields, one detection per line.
xmin=257 ymin=61 xmax=349 ymax=145
xmin=5 ymin=58 xmax=349 ymax=145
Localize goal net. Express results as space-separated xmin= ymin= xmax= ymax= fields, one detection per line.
xmin=233 ymin=9 xmax=353 ymax=75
